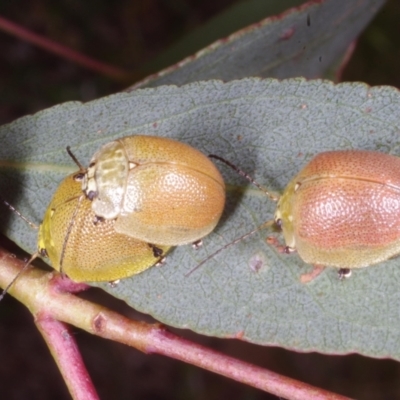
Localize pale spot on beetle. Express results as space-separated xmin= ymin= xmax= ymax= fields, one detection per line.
xmin=128 ymin=162 xmax=137 ymax=170
xmin=249 ymin=253 xmax=266 ymax=273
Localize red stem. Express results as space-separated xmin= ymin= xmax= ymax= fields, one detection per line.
xmin=36 ymin=315 xmax=100 ymax=400
xmin=97 ymin=318 xmax=352 ymax=400
xmin=0 ymin=248 xmax=353 ymax=400
xmin=0 ymin=15 xmax=131 ymax=81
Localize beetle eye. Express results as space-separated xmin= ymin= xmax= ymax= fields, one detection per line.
xmin=73 ymin=173 xmax=85 ymax=181
xmin=275 ymin=218 xmax=282 ymax=228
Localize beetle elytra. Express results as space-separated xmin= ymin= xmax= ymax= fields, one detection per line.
xmin=74 ymin=135 xmax=226 ymax=246
xmin=194 ymin=150 xmax=400 ymax=277
xmin=38 ymin=173 xmax=170 ymax=282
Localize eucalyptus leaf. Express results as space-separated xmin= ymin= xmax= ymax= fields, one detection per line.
xmin=135 ymin=0 xmax=385 ymax=88
xmin=1 ymin=78 xmax=400 ymax=359
xmin=143 ymin=0 xmax=306 ymax=74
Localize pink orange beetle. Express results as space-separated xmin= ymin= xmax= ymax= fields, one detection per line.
xmin=78 ymin=135 xmax=226 ymax=247
xmin=275 ymin=150 xmax=400 ymax=270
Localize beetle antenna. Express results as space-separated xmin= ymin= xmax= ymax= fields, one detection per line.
xmin=0 ymin=197 xmax=39 ymax=300
xmin=66 ymin=146 xmax=85 ymax=172
xmin=1 ymin=198 xmax=38 ymax=230
xmin=209 ymin=155 xmax=279 ymax=202
xmin=0 ymin=252 xmax=39 ymax=301
xmin=189 ymin=155 xmax=281 ymax=276
xmin=185 ymin=220 xmax=275 ymax=276
xmin=59 ymin=195 xmax=84 ymax=276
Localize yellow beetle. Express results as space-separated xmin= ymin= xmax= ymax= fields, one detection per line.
xmin=38 ymin=173 xmax=170 ymax=282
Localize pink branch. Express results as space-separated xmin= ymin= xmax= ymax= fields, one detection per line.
xmin=98 ymin=320 xmax=351 ymax=400
xmin=36 ymin=315 xmax=100 ymax=400
xmin=0 ymin=247 xmax=352 ymax=400
xmin=0 ymin=15 xmax=131 ymax=81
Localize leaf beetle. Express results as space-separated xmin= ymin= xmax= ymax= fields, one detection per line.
xmin=38 ymin=173 xmax=170 ymax=282
xmin=75 ymin=135 xmax=226 ymax=247
xmin=275 ymin=150 xmax=400 ymax=270
xmin=197 ymin=150 xmax=400 ymax=278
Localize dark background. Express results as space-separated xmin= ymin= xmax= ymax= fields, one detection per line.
xmin=0 ymin=1 xmax=399 ymax=399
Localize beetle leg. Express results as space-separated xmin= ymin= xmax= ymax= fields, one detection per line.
xmin=148 ymin=244 xmax=164 ymax=258
xmin=192 ymin=240 xmax=203 ymax=250
xmin=266 ymin=236 xmax=279 ymax=246
xmin=155 ymin=257 xmax=166 ymax=267
xmin=338 ymin=268 xmax=352 ymax=280
xmin=300 ymin=265 xmax=325 ymax=284
xmin=108 ymin=279 xmax=120 ymax=288
xmin=283 ymin=246 xmax=296 ymax=254
xmin=265 ymin=236 xmax=292 ymax=254
xmin=147 ymin=244 xmax=166 ymax=266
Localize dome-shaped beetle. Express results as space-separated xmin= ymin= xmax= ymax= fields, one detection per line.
xmin=76 ymin=135 xmax=226 ymax=246
xmin=38 ymin=173 xmax=170 ymax=282
xmin=196 ymin=150 xmax=400 ymax=277
xmin=275 ymin=150 xmax=400 ymax=269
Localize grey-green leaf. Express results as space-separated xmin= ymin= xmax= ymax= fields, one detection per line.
xmin=135 ymin=0 xmax=385 ymax=88
xmin=1 ymin=79 xmax=400 ymax=360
